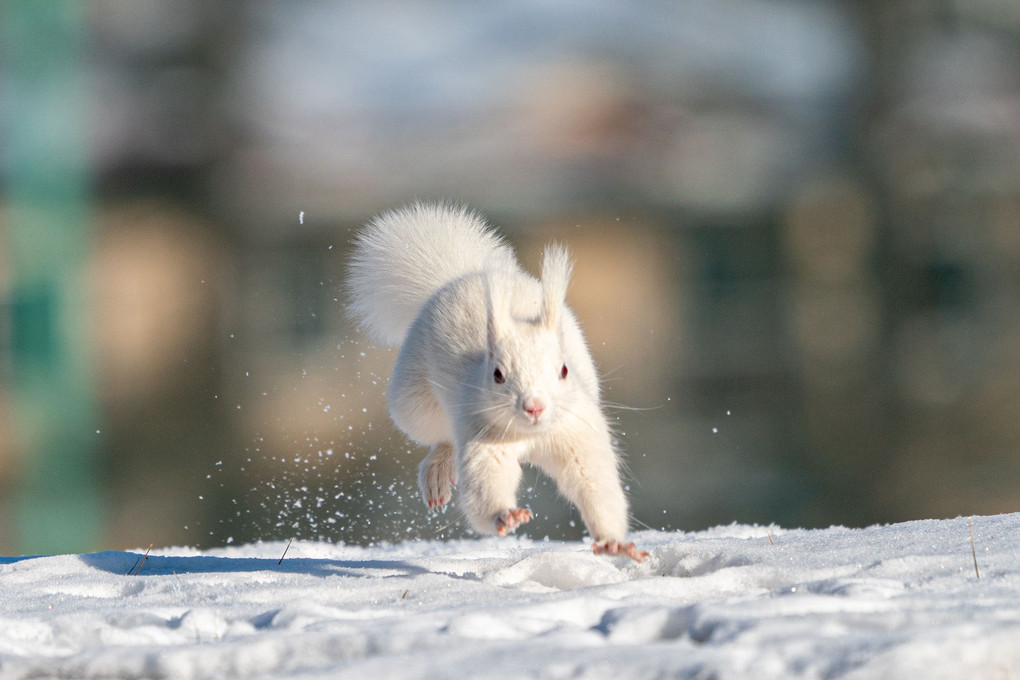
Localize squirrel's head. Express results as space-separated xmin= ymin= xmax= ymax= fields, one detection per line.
xmin=480 ymin=245 xmax=575 ymax=436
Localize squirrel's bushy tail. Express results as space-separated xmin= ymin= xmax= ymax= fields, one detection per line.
xmin=346 ymin=202 xmax=520 ymax=347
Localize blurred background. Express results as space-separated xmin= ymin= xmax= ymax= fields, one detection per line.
xmin=2 ymin=0 xmax=1019 ymax=556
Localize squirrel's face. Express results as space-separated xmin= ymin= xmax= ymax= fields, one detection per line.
xmin=475 ymin=254 xmax=576 ymax=439
xmin=482 ymin=322 xmax=570 ymax=437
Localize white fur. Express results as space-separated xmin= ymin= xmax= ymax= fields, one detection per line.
xmin=346 ymin=202 xmax=631 ymax=544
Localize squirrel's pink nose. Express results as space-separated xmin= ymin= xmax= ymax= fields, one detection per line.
xmin=523 ymin=396 xmax=546 ymax=421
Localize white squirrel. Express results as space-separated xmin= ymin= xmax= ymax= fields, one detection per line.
xmin=347 ymin=202 xmax=646 ymax=561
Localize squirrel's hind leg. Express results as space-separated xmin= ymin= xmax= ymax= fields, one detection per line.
xmin=388 ymin=349 xmax=453 ymax=445
xmin=419 ymin=442 xmax=457 ymax=510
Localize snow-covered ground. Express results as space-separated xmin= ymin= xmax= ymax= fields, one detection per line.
xmin=3 ymin=513 xmax=1019 ymax=679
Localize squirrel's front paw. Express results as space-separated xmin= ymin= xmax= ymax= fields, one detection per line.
xmin=421 ymin=471 xmax=455 ymax=511
xmin=419 ymin=445 xmax=457 ymax=511
xmin=495 ymin=508 xmax=532 ymax=537
xmin=424 ymin=488 xmax=452 ymax=511
xmin=593 ymin=540 xmax=649 ymax=563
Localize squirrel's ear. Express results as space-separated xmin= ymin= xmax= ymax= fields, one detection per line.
xmin=484 ymin=272 xmax=502 ymax=358
xmin=540 ymin=243 xmax=573 ymax=330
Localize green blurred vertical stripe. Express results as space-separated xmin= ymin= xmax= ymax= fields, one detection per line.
xmin=2 ymin=0 xmax=103 ymax=555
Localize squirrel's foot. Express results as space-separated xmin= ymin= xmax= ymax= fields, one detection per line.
xmin=422 ymin=476 xmax=456 ymax=511
xmin=495 ymin=508 xmax=532 ymax=537
xmin=419 ymin=445 xmax=457 ymax=511
xmin=593 ymin=540 xmax=649 ymax=563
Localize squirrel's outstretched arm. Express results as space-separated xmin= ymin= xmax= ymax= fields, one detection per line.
xmin=458 ymin=440 xmax=531 ymax=536
xmin=532 ymin=426 xmax=628 ymax=543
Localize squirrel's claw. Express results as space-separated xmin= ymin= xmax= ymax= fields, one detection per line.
xmin=593 ymin=540 xmax=649 ymax=563
xmin=425 ymin=495 xmax=451 ymax=513
xmin=495 ymin=508 xmax=532 ymax=537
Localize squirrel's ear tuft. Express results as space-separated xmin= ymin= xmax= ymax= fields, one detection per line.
xmin=540 ymin=243 xmax=573 ymax=329
xmin=484 ymin=272 xmax=506 ymax=358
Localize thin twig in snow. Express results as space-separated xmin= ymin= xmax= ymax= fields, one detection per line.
xmin=132 ymin=544 xmax=153 ymax=575
xmin=279 ymin=538 xmax=293 ymax=565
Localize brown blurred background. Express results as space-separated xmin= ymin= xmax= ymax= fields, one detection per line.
xmin=2 ymin=1 xmax=1019 ymax=555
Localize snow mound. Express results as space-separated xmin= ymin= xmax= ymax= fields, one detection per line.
xmin=3 ymin=514 xmax=1020 ymax=678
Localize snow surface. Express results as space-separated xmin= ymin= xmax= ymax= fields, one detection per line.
xmin=3 ymin=513 xmax=1020 ymax=679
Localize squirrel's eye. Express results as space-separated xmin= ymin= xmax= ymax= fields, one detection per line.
xmin=493 ymin=367 xmax=505 ymax=384
xmin=560 ymin=364 xmax=568 ymax=380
